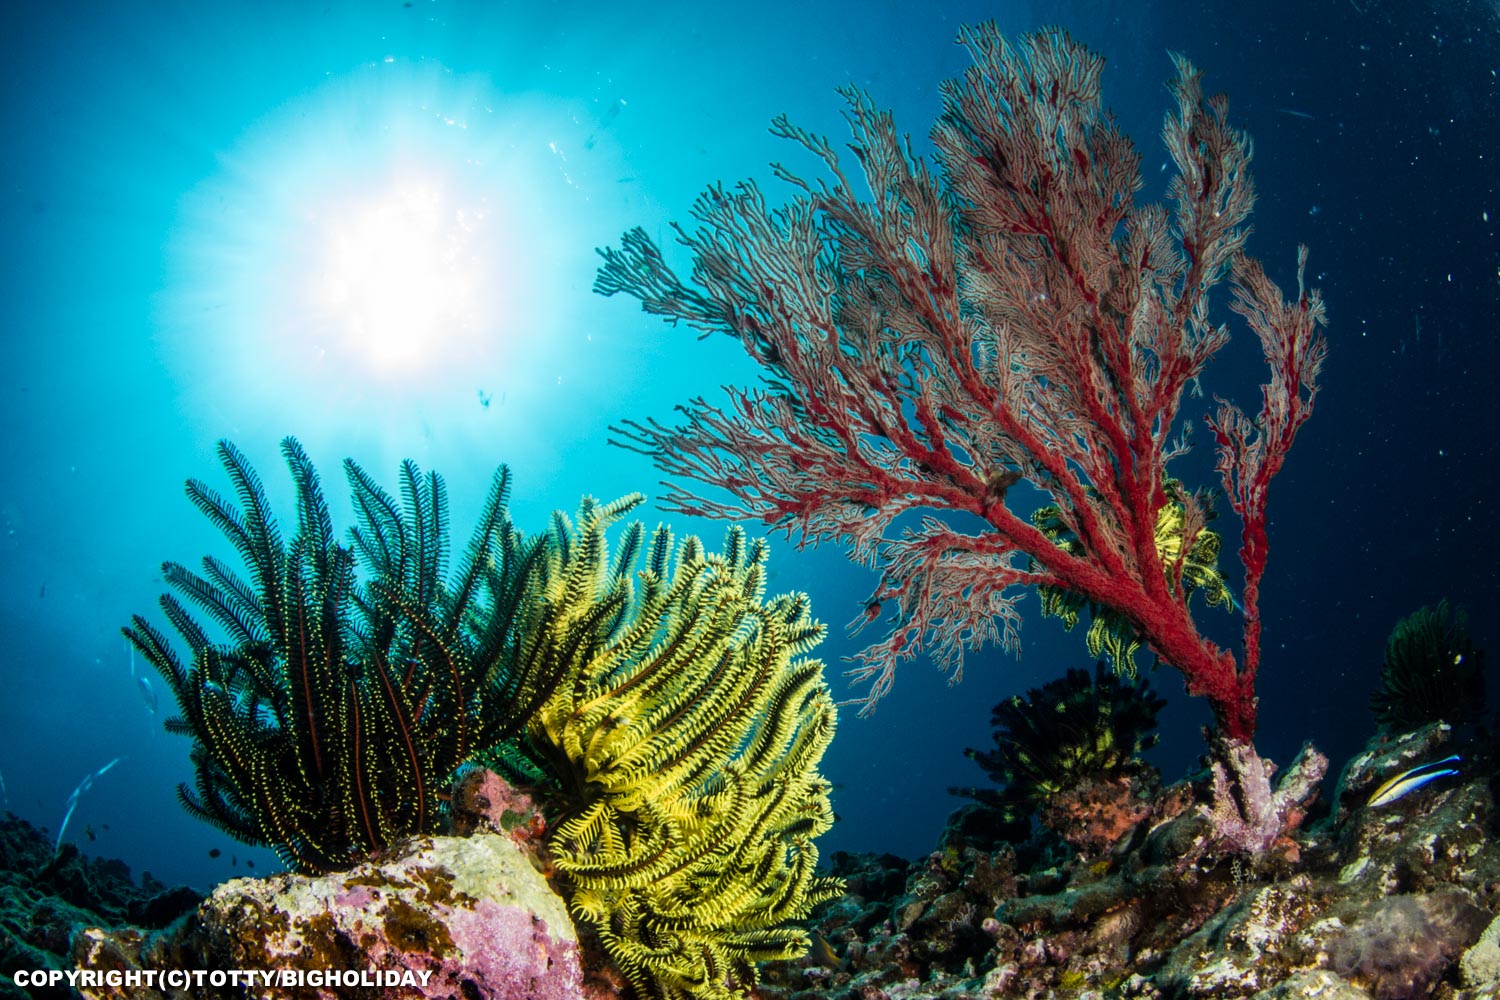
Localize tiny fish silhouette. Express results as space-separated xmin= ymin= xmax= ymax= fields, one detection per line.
xmin=137 ymin=675 xmax=158 ymax=715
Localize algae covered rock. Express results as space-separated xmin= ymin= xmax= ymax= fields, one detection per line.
xmin=1247 ymin=969 xmax=1372 ymax=1000
xmin=0 ymin=813 xmax=200 ymax=999
xmin=76 ymin=832 xmax=612 ymax=1000
xmin=1460 ymin=912 xmax=1500 ymax=993
xmin=1327 ymin=891 xmax=1489 ymax=1000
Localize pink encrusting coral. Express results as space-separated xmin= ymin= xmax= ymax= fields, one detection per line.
xmin=449 ymin=765 xmax=548 ymax=845
xmin=76 ymin=830 xmax=609 ymax=1000
xmin=1199 ymin=735 xmax=1326 ymax=856
xmin=207 ymin=833 xmax=593 ymax=1000
xmin=598 ymin=23 xmax=1329 ymax=853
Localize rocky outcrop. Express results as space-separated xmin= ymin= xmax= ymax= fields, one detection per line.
xmin=762 ymin=726 xmax=1500 ymax=1000
xmin=0 ymin=813 xmax=200 ymax=1000
xmin=74 ymin=830 xmax=618 ymax=1000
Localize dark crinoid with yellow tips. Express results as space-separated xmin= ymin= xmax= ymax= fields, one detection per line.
xmin=124 ymin=438 xmax=558 ymax=874
xmin=1370 ymin=599 xmax=1486 ymax=734
xmin=952 ymin=662 xmax=1167 ymax=852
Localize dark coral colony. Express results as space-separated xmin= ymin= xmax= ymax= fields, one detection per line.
xmin=9 ymin=21 xmax=1500 ymax=1000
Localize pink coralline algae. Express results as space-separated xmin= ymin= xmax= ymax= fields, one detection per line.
xmin=449 ymin=765 xmax=548 ymax=846
xmin=209 ymin=833 xmax=586 ymax=1000
xmin=1199 ymin=735 xmax=1328 ymax=857
xmin=1037 ymin=772 xmax=1159 ymax=854
xmin=76 ymin=831 xmax=614 ymax=1000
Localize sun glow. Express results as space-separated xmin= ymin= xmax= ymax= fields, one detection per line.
xmin=157 ymin=59 xmax=614 ymax=437
xmin=310 ymin=179 xmax=487 ymax=373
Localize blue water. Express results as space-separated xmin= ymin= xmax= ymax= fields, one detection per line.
xmin=1 ymin=0 xmax=1496 ymax=893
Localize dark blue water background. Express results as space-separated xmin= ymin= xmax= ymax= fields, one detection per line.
xmin=1 ymin=0 xmax=1496 ymax=891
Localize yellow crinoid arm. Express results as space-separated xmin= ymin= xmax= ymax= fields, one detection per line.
xmin=519 ymin=501 xmax=842 ymax=1000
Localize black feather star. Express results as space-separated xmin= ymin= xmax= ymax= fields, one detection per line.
xmin=124 ymin=438 xmax=558 ymax=873
xmin=1370 ymin=599 xmax=1486 ymax=734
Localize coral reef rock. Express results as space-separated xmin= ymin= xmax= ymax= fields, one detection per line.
xmin=0 ymin=811 xmax=200 ymax=1000
xmin=75 ymin=832 xmax=612 ymax=1000
xmin=1326 ymin=891 xmax=1489 ymax=1000
xmin=448 ymin=767 xmax=547 ymax=845
xmin=1461 ymin=912 xmax=1500 ymax=992
xmin=764 ymin=726 xmax=1500 ymax=1000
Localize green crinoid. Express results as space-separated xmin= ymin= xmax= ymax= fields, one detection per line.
xmin=514 ymin=494 xmax=844 ymax=1000
xmin=1033 ymin=480 xmax=1235 ymax=675
xmin=1370 ymin=599 xmax=1486 ymax=733
xmin=124 ymin=438 xmax=558 ymax=873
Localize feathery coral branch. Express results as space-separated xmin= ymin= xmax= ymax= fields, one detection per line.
xmin=599 ymin=23 xmax=1329 ymax=851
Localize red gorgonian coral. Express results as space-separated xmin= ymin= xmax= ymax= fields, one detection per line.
xmin=598 ymin=24 xmax=1329 ymax=850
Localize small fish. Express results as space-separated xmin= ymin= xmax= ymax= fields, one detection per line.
xmin=137 ymin=675 xmax=158 ymax=716
xmin=808 ymin=931 xmax=842 ymax=970
xmin=583 ymin=98 xmax=626 ymax=150
xmin=1367 ymin=754 xmax=1461 ymax=807
xmin=1275 ymin=108 xmax=1316 ymax=120
xmin=56 ymin=757 xmax=123 ymax=853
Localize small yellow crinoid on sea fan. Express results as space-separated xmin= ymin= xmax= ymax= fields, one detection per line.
xmin=1033 ymin=479 xmax=1237 ymax=676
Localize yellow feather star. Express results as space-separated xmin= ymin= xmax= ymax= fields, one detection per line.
xmin=517 ymin=496 xmax=843 ymax=1000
